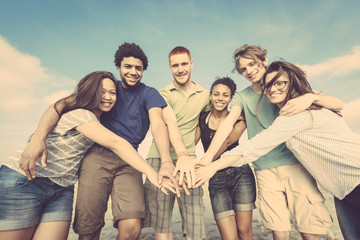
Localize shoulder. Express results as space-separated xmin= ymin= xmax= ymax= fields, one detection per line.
xmin=62 ymin=109 xmax=97 ymax=121
xmin=194 ymin=83 xmax=210 ymax=95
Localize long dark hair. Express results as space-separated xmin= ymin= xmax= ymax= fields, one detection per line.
xmin=260 ymin=60 xmax=322 ymax=111
xmin=54 ymin=71 xmax=118 ymax=115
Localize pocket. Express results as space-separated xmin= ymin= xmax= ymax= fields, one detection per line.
xmin=306 ymin=190 xmax=325 ymax=204
xmin=0 ymin=166 xmax=29 ymax=191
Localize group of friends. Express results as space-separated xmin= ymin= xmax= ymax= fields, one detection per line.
xmin=0 ymin=42 xmax=359 ymax=240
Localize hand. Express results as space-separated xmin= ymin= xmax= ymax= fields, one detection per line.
xmin=19 ymin=138 xmax=48 ymax=180
xmin=195 ymin=154 xmax=213 ymax=168
xmin=158 ymin=161 xmax=181 ymax=197
xmin=194 ymin=164 xmax=217 ymax=188
xmin=280 ymin=93 xmax=316 ymax=116
xmin=173 ymin=156 xmax=196 ymax=189
xmin=174 ymin=171 xmax=190 ymax=195
xmin=146 ymin=169 xmax=176 ymax=195
xmin=160 ymin=177 xmax=179 ymax=195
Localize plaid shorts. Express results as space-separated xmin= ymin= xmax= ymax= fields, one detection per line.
xmin=143 ymin=158 xmax=206 ymax=239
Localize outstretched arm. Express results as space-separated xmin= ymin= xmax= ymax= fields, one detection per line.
xmin=212 ymin=120 xmax=246 ymax=161
xmin=19 ymin=101 xmax=66 ymax=180
xmin=280 ymin=92 xmax=343 ymax=116
xmin=199 ymin=106 xmax=242 ymax=166
xmin=149 ymin=107 xmax=181 ymax=196
xmin=162 ymin=106 xmax=195 ymax=189
xmin=76 ymin=121 xmax=174 ymax=195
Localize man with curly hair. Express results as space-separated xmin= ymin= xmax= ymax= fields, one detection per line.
xmin=19 ymin=42 xmax=180 ymax=240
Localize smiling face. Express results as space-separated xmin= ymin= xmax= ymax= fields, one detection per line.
xmin=210 ymin=84 xmax=232 ymax=112
xmin=96 ymin=78 xmax=117 ymax=113
xmin=238 ymin=57 xmax=268 ymax=84
xmin=118 ymin=56 xmax=144 ymax=88
xmin=169 ymin=53 xmax=193 ymax=86
xmin=264 ymin=71 xmax=289 ymax=107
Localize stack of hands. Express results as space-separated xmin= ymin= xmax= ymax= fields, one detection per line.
xmin=157 ymin=153 xmax=216 ymax=197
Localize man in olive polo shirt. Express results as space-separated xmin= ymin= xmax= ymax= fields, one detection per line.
xmin=144 ymin=46 xmax=211 ymax=240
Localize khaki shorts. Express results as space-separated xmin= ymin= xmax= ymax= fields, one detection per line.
xmin=73 ymin=145 xmax=144 ymax=235
xmin=143 ymin=158 xmax=206 ymax=239
xmin=256 ymin=164 xmax=332 ymax=234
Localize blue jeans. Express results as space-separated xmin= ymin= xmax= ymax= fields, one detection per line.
xmin=208 ymin=165 xmax=256 ymax=220
xmin=334 ymin=185 xmax=360 ymax=240
xmin=0 ymin=165 xmax=74 ymax=231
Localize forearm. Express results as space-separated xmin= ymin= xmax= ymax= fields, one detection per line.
xmin=213 ymin=155 xmax=242 ymax=171
xmin=162 ymin=106 xmax=188 ymax=155
xmin=152 ymin=121 xmax=172 ymax=163
xmin=31 ymin=104 xmax=61 ymax=141
xmin=205 ymin=120 xmax=234 ymax=159
xmin=312 ymin=93 xmax=344 ymax=111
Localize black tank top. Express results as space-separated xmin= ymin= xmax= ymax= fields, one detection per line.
xmin=199 ymin=111 xmax=241 ymax=158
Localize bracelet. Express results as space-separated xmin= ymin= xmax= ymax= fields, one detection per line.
xmin=161 ymin=160 xmax=173 ymax=165
xmin=177 ymin=151 xmax=190 ymax=159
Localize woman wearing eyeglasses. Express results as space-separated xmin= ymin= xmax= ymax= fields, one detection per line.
xmin=196 ymin=60 xmax=360 ymax=240
xmin=198 ymin=45 xmax=343 ymax=240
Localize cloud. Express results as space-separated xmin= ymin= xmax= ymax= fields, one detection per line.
xmin=0 ymin=35 xmax=75 ymax=160
xmin=300 ymin=46 xmax=360 ymax=78
xmin=0 ymin=35 xmax=75 ymax=112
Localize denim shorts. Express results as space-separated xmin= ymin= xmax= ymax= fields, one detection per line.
xmin=208 ymin=164 xmax=256 ymax=220
xmin=0 ymin=165 xmax=74 ymax=231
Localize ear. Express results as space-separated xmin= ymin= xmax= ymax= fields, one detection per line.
xmin=190 ymin=58 xmax=194 ymax=70
xmin=263 ymin=56 xmax=268 ymax=67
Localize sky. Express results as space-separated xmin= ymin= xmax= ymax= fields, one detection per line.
xmin=1 ymin=0 xmax=360 ymax=160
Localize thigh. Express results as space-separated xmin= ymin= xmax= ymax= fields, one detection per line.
xmin=231 ymin=166 xmax=257 ymax=212
xmin=283 ymin=164 xmax=332 ymax=234
xmin=112 ymin=164 xmax=145 ymax=225
xmin=256 ymin=168 xmax=291 ymax=232
xmin=0 ymin=165 xmax=43 ymax=231
xmin=144 ymin=158 xmax=176 ymax=233
xmin=32 ymin=221 xmax=71 ymax=240
xmin=73 ymin=149 xmax=114 ymax=235
xmin=0 ymin=226 xmax=36 ymax=240
xmin=40 ymin=182 xmax=74 ymax=223
xmin=208 ymin=170 xmax=234 ymax=220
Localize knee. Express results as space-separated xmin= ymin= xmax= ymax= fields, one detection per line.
xmin=238 ymin=228 xmax=252 ymax=240
xmin=117 ymin=223 xmax=141 ymax=240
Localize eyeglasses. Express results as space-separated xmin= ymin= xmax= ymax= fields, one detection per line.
xmin=261 ymin=81 xmax=288 ymax=91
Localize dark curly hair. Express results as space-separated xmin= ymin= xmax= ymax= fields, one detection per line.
xmin=114 ymin=42 xmax=148 ymax=70
xmin=210 ymin=76 xmax=237 ymax=97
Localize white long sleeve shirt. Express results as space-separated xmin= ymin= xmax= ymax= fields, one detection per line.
xmin=223 ymin=108 xmax=360 ymax=199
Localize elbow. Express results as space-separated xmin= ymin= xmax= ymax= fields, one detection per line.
xmin=104 ymin=138 xmax=122 ymax=152
xmin=337 ymin=101 xmax=344 ymax=111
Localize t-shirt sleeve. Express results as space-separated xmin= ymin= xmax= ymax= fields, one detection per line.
xmin=54 ymin=109 xmax=98 ymax=135
xmin=159 ymin=88 xmax=172 ymax=106
xmin=145 ymin=87 xmax=167 ymax=111
xmin=223 ymin=111 xmax=311 ymax=167
xmin=230 ymin=92 xmax=243 ymax=109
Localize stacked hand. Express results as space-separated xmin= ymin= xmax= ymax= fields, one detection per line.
xmin=173 ymin=155 xmax=196 ymax=189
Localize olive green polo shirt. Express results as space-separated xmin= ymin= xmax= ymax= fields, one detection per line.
xmin=146 ymin=81 xmax=212 ymax=160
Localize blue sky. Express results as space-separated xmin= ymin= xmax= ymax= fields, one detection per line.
xmin=1 ymin=0 xmax=360 ymax=160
